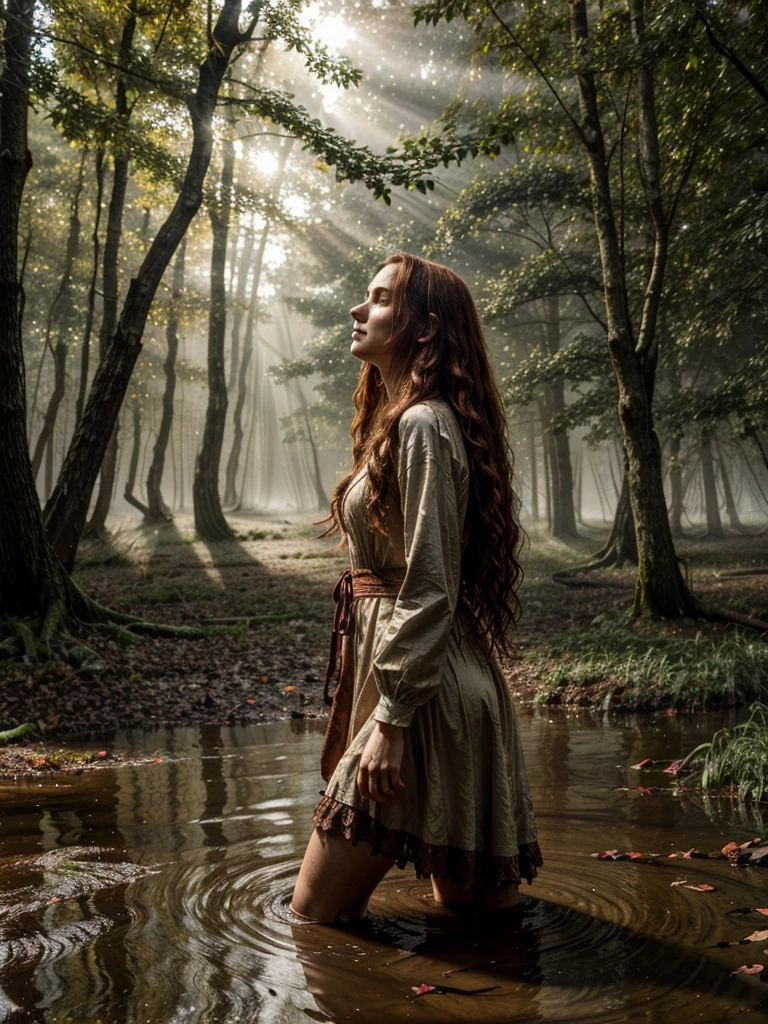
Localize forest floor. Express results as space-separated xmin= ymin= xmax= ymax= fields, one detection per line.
xmin=1 ymin=512 xmax=767 ymax=774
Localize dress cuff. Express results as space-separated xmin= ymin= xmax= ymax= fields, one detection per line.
xmin=373 ymin=695 xmax=416 ymax=728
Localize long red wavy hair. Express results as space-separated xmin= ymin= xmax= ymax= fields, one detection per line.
xmin=321 ymin=253 xmax=524 ymax=659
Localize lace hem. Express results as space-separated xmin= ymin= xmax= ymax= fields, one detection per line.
xmin=312 ymin=793 xmax=543 ymax=889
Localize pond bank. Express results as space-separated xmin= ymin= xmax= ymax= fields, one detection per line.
xmin=1 ymin=516 xmax=767 ymax=777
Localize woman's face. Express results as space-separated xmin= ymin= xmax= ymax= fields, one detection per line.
xmin=349 ymin=263 xmax=399 ymax=375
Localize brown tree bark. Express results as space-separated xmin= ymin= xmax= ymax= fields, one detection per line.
xmin=668 ymin=431 xmax=685 ymax=538
xmin=31 ymin=150 xmax=86 ymax=479
xmin=543 ymin=296 xmax=578 ymax=539
xmin=87 ymin=9 xmax=137 ymax=536
xmin=0 ymin=0 xmax=66 ymax=625
xmin=145 ymin=238 xmax=185 ymax=521
xmin=569 ymin=0 xmax=697 ymax=616
xmin=75 ymin=149 xmax=105 ymax=427
xmin=123 ymin=399 xmax=150 ymax=517
xmin=193 ymin=106 xmax=236 ymax=541
xmin=44 ymin=0 xmax=252 ymax=571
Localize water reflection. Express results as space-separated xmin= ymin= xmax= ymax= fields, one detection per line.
xmin=1 ymin=712 xmax=767 ymax=1022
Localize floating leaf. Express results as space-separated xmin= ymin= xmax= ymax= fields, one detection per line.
xmin=412 ymin=984 xmax=437 ymax=996
xmin=663 ymin=760 xmax=683 ymax=774
xmin=744 ymin=930 xmax=768 ymax=943
xmin=671 ymin=879 xmax=689 ymax=886
xmin=631 ymin=758 xmax=654 ymax=769
xmin=732 ymin=964 xmax=764 ymax=976
xmin=684 ymin=883 xmax=716 ymax=892
xmin=722 ymin=842 xmax=740 ymax=856
xmin=284 ymin=685 xmax=296 ymax=692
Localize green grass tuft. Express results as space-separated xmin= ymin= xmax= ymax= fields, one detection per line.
xmin=682 ymin=702 xmax=768 ymax=802
xmin=542 ymin=618 xmax=768 ymax=708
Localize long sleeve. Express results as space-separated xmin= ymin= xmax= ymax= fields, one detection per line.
xmin=371 ymin=404 xmax=465 ymax=728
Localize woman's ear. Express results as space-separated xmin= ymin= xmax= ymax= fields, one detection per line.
xmin=417 ymin=313 xmax=439 ymax=344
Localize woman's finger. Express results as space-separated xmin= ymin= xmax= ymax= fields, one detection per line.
xmin=357 ymin=760 xmax=370 ymax=801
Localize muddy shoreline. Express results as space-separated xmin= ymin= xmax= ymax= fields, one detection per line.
xmin=2 ymin=513 xmax=766 ymax=777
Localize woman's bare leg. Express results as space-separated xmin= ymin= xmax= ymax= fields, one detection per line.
xmin=291 ymin=828 xmax=395 ymax=923
xmin=431 ymin=875 xmax=520 ymax=909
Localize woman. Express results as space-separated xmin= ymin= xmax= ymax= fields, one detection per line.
xmin=291 ymin=253 xmax=541 ymax=923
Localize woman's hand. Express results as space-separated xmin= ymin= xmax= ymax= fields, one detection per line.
xmin=357 ymin=722 xmax=407 ymax=803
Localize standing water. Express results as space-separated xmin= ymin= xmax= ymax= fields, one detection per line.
xmin=1 ymin=712 xmax=767 ymax=1023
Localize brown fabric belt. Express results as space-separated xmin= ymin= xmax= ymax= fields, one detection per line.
xmin=320 ymin=566 xmax=406 ymax=783
xmin=323 ymin=566 xmax=407 ymax=706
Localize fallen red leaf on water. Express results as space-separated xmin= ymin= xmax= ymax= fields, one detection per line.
xmin=631 ymin=758 xmax=654 ymax=769
xmin=260 ymin=675 xmax=269 ymax=682
xmin=629 ymin=786 xmax=653 ymax=794
xmin=48 ymin=897 xmax=61 ymax=904
xmin=722 ymin=842 xmax=740 ymax=856
xmin=744 ymin=930 xmax=768 ymax=943
xmin=684 ymin=883 xmax=716 ymax=892
xmin=597 ymin=849 xmax=620 ymax=860
xmin=97 ymin=751 xmax=107 ymax=758
xmin=284 ymin=686 xmax=296 ymax=692
xmin=246 ymin=699 xmax=256 ymax=705
xmin=413 ymin=984 xmax=436 ymax=996
xmin=627 ymin=852 xmax=643 ymax=860
xmin=757 ymin=909 xmax=768 ymax=916
xmin=671 ymin=879 xmax=689 ymax=886
xmin=153 ymin=758 xmax=162 ymax=763
xmin=732 ymin=965 xmax=764 ymax=976
xmin=663 ymin=760 xmax=683 ymax=774
xmin=681 ymin=849 xmax=698 ymax=859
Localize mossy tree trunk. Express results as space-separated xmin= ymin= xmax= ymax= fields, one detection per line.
xmin=570 ymin=0 xmax=699 ymax=617
xmin=44 ymin=0 xmax=251 ymax=572
xmin=0 ymin=0 xmax=67 ymax=627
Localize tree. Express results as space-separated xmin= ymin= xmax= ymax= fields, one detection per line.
xmin=413 ymin=0 xmax=766 ymax=617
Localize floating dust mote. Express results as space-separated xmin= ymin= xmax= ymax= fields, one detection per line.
xmin=1 ymin=715 xmax=768 ymax=1022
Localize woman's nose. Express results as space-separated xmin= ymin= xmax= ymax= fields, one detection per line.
xmin=350 ymin=302 xmax=366 ymax=322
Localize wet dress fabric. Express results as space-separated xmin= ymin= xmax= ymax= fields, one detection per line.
xmin=313 ymin=399 xmax=542 ymax=887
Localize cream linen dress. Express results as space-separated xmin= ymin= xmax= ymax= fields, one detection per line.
xmin=313 ymin=398 xmax=541 ymax=887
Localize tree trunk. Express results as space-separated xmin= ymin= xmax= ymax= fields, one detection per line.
xmin=193 ymin=116 xmax=235 ymax=541
xmin=278 ymin=304 xmax=328 ymax=511
xmin=700 ymin=432 xmax=724 ymax=537
xmin=543 ymin=296 xmax=578 ymax=539
xmin=44 ymin=0 xmax=249 ymax=571
xmin=75 ymin=149 xmax=105 ymax=427
xmin=123 ymin=399 xmax=150 ymax=516
xmin=529 ymin=423 xmax=539 ymax=523
xmin=0 ymin=0 xmax=66 ymax=623
xmin=226 ymin=228 xmax=256 ymax=393
xmin=668 ymin=431 xmax=685 ymax=538
xmin=570 ymin=0 xmax=697 ymax=616
xmin=716 ymin=443 xmax=745 ymax=533
xmin=30 ymin=150 xmax=86 ymax=479
xmin=224 ymin=224 xmax=267 ymax=507
xmin=145 ymin=238 xmax=185 ymax=521
xmin=590 ymin=472 xmax=638 ymax=568
xmin=86 ymin=10 xmax=137 ymax=537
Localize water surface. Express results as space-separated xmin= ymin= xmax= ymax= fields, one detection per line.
xmin=2 ymin=711 xmax=768 ymax=1023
